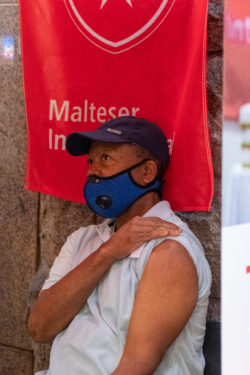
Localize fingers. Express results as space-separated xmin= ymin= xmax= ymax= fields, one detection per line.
xmin=129 ymin=216 xmax=182 ymax=237
xmin=108 ymin=216 xmax=182 ymax=260
xmin=142 ymin=216 xmax=180 ymax=228
xmin=113 ymin=216 xmax=182 ymax=248
xmin=136 ymin=226 xmax=181 ymax=242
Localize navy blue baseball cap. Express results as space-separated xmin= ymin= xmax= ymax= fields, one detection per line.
xmin=66 ymin=116 xmax=169 ymax=171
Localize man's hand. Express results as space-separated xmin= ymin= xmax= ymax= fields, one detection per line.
xmin=103 ymin=216 xmax=182 ymax=260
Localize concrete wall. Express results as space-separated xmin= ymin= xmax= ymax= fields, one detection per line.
xmin=0 ymin=1 xmax=223 ymax=373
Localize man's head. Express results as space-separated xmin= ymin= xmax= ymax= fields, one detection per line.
xmin=86 ymin=141 xmax=159 ymax=187
xmin=66 ymin=116 xmax=169 ymax=218
xmin=66 ymin=116 xmax=169 ymax=179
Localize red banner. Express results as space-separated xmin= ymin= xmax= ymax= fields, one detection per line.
xmin=224 ymin=0 xmax=250 ymax=121
xmin=19 ymin=0 xmax=213 ymax=211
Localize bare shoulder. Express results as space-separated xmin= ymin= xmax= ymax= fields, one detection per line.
xmin=138 ymin=238 xmax=198 ymax=308
xmin=147 ymin=239 xmax=198 ymax=277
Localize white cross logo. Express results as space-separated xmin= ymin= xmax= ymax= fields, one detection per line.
xmin=65 ymin=0 xmax=171 ymax=54
xmin=100 ymin=0 xmax=133 ymax=10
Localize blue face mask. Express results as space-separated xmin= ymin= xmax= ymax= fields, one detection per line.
xmin=84 ymin=159 xmax=161 ymax=218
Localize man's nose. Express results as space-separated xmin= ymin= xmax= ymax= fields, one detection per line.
xmin=87 ymin=162 xmax=101 ymax=176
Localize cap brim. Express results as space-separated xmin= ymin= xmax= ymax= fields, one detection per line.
xmin=66 ymin=130 xmax=127 ymax=156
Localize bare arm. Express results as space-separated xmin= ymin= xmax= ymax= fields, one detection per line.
xmin=28 ymin=244 xmax=116 ymax=343
xmin=111 ymin=239 xmax=198 ymax=375
xmin=28 ymin=217 xmax=182 ymax=343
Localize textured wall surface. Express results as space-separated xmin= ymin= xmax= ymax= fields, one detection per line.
xmin=178 ymin=0 xmax=223 ymax=323
xmin=0 ymin=3 xmax=37 ymax=373
xmin=0 ymin=1 xmax=223 ymax=373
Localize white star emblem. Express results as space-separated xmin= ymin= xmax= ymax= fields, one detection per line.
xmin=100 ymin=0 xmax=133 ymax=10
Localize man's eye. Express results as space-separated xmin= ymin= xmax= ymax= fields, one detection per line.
xmin=87 ymin=159 xmax=93 ymax=165
xmin=102 ymin=154 xmax=110 ymax=161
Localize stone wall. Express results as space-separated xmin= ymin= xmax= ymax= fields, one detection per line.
xmin=0 ymin=1 xmax=223 ymax=373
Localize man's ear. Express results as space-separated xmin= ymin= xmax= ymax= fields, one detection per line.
xmin=142 ymin=160 xmax=158 ymax=184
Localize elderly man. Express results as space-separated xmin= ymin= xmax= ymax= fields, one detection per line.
xmin=28 ymin=116 xmax=211 ymax=375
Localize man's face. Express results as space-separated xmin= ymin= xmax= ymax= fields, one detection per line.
xmin=87 ymin=141 xmax=144 ymax=181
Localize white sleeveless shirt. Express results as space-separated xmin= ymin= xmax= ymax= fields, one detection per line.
xmin=40 ymin=201 xmax=212 ymax=375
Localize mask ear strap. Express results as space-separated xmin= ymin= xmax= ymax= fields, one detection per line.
xmin=128 ymin=159 xmax=162 ymax=189
xmin=125 ymin=158 xmax=150 ymax=173
xmin=87 ymin=159 xmax=150 ymax=182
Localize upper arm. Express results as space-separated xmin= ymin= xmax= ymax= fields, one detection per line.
xmin=117 ymin=239 xmax=198 ymax=373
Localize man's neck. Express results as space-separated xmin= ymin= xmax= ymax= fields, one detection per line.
xmin=115 ymin=192 xmax=161 ymax=230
